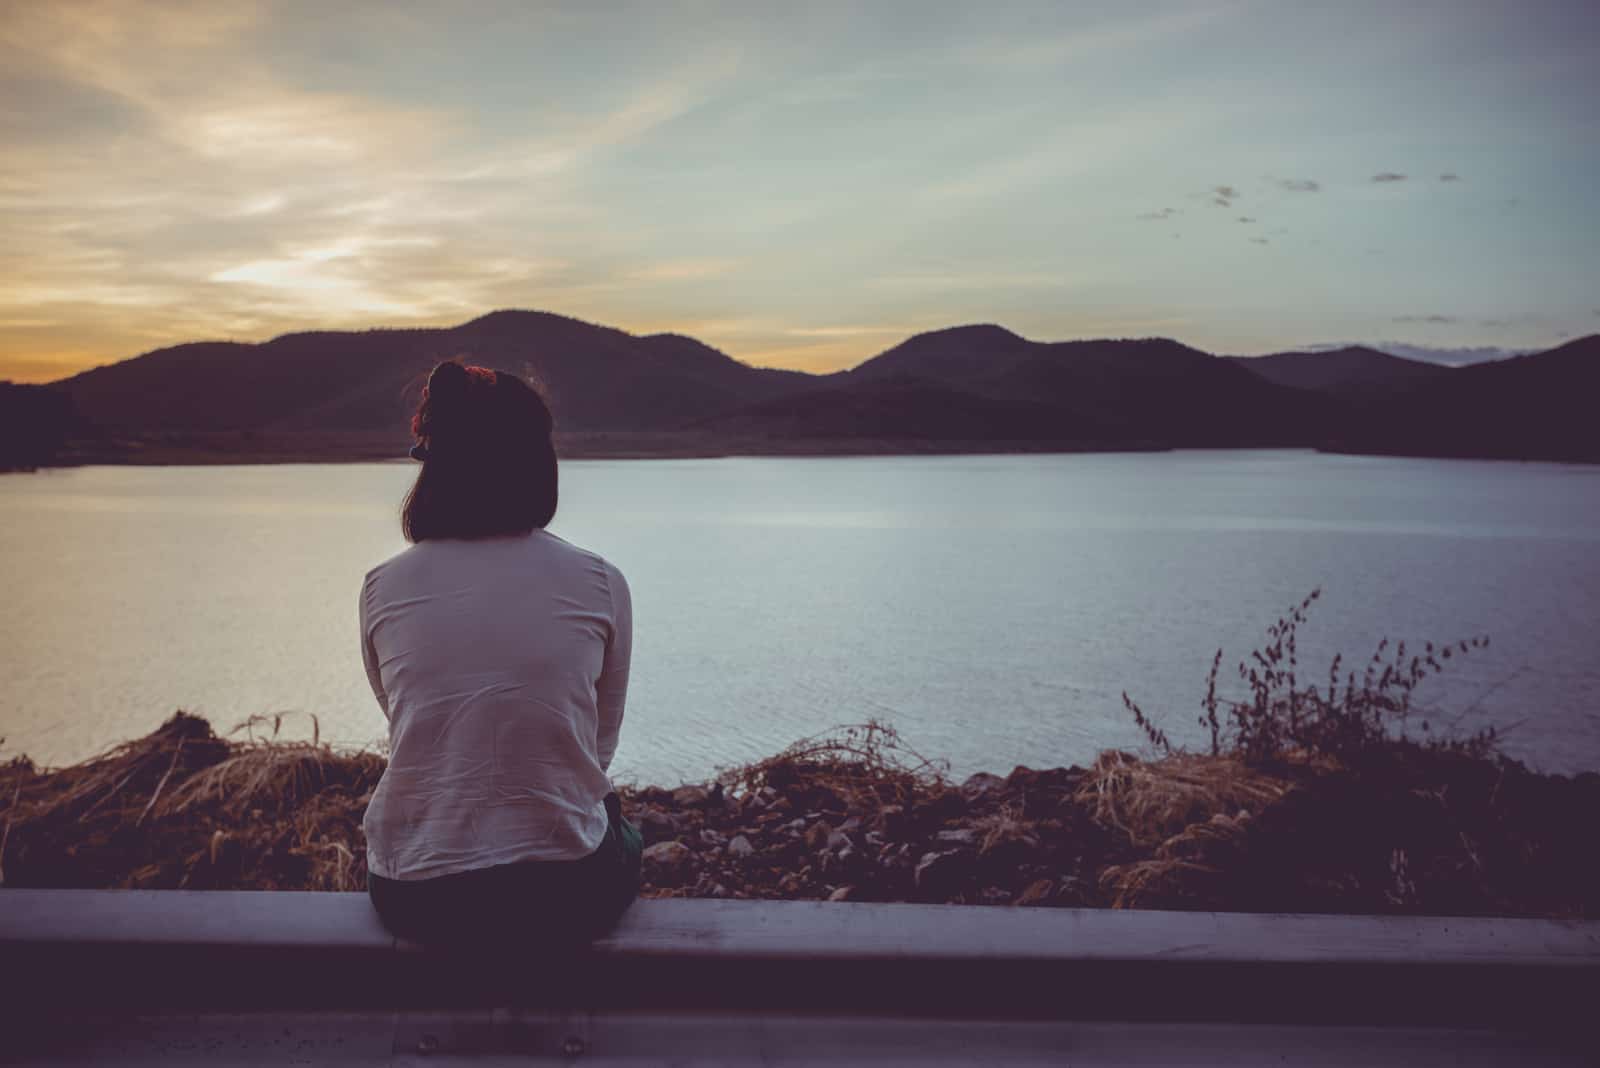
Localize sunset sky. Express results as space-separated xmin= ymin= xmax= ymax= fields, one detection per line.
xmin=2 ymin=0 xmax=1596 ymax=382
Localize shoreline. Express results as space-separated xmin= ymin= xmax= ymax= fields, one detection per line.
xmin=19 ymin=431 xmax=1597 ymax=468
xmin=2 ymin=712 xmax=1594 ymax=918
xmin=34 ymin=430 xmax=1175 ymax=467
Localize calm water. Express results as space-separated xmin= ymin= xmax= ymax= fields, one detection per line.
xmin=3 ymin=452 xmax=1598 ymax=782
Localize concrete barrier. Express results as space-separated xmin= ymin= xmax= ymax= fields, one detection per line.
xmin=2 ymin=891 xmax=1595 ymax=1064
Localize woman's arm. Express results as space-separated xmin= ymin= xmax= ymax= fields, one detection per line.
xmin=596 ymin=562 xmax=632 ymax=774
xmin=359 ymin=570 xmax=391 ymax=723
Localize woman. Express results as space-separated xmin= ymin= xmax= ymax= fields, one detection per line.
xmin=359 ymin=358 xmax=641 ymax=949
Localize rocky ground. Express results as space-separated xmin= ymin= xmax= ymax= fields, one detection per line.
xmin=2 ymin=713 xmax=1596 ymax=917
xmin=622 ymin=764 xmax=1110 ymax=906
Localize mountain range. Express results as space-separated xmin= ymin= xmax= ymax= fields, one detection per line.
xmin=35 ymin=311 xmax=1600 ymax=463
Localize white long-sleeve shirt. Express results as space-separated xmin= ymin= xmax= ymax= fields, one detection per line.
xmin=358 ymin=530 xmax=632 ymax=881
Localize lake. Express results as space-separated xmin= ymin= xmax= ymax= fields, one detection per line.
xmin=3 ymin=451 xmax=1598 ymax=783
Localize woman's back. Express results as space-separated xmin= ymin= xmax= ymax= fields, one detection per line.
xmin=360 ymin=530 xmax=632 ymax=882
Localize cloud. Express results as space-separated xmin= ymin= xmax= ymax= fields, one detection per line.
xmin=1209 ymin=185 xmax=1240 ymax=207
xmin=629 ymin=259 xmax=738 ymax=282
xmin=1136 ymin=208 xmax=1177 ymax=221
xmin=1392 ymin=314 xmax=1458 ymax=324
xmin=784 ymin=325 xmax=917 ymax=339
xmin=867 ymin=271 xmax=1071 ymax=292
xmin=1440 ymin=173 xmax=1461 ymax=182
xmin=1276 ymin=179 xmax=1320 ymax=192
xmin=1236 ymin=216 xmax=1255 ymax=224
xmin=1371 ymin=172 xmax=1408 ymax=183
xmin=914 ymin=110 xmax=1182 ymax=204
xmin=960 ymin=5 xmax=1243 ymax=69
xmin=1249 ymin=237 xmax=1268 ymax=245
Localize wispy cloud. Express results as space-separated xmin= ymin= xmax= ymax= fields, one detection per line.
xmin=1371 ymin=172 xmax=1408 ymax=183
xmin=1209 ymin=185 xmax=1241 ymax=207
xmin=630 ymin=259 xmax=739 ymax=282
xmin=784 ymin=325 xmax=917 ymax=339
xmin=1392 ymin=314 xmax=1458 ymax=324
xmin=957 ymin=4 xmax=1241 ymax=69
xmin=0 ymin=3 xmax=1594 ymax=380
xmin=1237 ymin=216 xmax=1256 ymax=224
xmin=868 ymin=271 xmax=1071 ymax=292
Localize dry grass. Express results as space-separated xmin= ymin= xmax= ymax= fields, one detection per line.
xmin=1075 ymin=750 xmax=1293 ymax=850
xmin=1077 ymin=749 xmax=1292 ymax=908
xmin=716 ymin=719 xmax=950 ymax=810
xmin=0 ymin=711 xmax=383 ymax=891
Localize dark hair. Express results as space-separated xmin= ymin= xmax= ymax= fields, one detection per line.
xmin=401 ymin=359 xmax=558 ymax=541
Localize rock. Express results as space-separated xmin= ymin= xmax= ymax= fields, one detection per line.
xmin=1056 ymin=876 xmax=1092 ymax=905
xmin=977 ymin=886 xmax=1012 ymax=905
xmin=675 ymin=783 xmax=713 ymax=808
xmin=960 ymin=772 xmax=1006 ymax=802
xmin=1016 ymin=878 xmax=1055 ymax=906
xmin=672 ymin=784 xmax=711 ymax=808
xmin=827 ymin=830 xmax=854 ymax=853
xmin=914 ymin=850 xmax=970 ymax=896
xmin=875 ymin=805 xmax=906 ymax=833
xmin=935 ymin=828 xmax=978 ymax=847
xmin=642 ymin=841 xmax=692 ymax=871
xmin=698 ymin=829 xmax=727 ymax=848
xmin=726 ymin=834 xmax=755 ymax=858
xmin=785 ymin=817 xmax=808 ymax=833
xmin=827 ymin=886 xmax=855 ymax=902
xmin=804 ymin=821 xmax=832 ymax=851
xmin=777 ymin=873 xmax=803 ymax=893
xmin=634 ymin=808 xmax=679 ymax=844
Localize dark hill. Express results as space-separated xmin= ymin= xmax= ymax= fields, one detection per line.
xmin=58 ymin=311 xmax=812 ymax=435
xmin=1226 ymin=347 xmax=1451 ymax=395
xmin=840 ymin=330 xmax=1329 ymax=447
xmin=42 ymin=314 xmax=1597 ymax=463
xmin=1333 ymin=334 xmax=1600 ymax=462
xmin=694 ymin=374 xmax=1139 ymax=444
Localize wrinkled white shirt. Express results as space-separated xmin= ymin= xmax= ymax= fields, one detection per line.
xmin=359 ymin=530 xmax=632 ymax=881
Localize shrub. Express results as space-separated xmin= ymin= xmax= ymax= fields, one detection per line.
xmin=1125 ymin=589 xmax=1493 ymax=764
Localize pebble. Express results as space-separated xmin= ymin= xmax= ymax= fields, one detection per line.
xmin=642 ymin=841 xmax=692 ymax=870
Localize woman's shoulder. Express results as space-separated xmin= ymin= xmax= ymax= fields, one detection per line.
xmin=363 ymin=533 xmax=626 ymax=600
xmin=533 ymin=530 xmax=626 ymax=581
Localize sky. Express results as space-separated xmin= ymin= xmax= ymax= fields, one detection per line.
xmin=2 ymin=0 xmax=1597 ymax=383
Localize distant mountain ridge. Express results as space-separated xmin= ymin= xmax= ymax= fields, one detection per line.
xmin=43 ymin=312 xmax=1600 ymax=462
xmin=1224 ymin=347 xmax=1451 ymax=395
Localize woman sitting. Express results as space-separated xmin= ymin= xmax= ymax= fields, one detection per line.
xmin=360 ymin=359 xmax=641 ymax=949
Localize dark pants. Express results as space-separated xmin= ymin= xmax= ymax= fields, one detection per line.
xmin=367 ymin=792 xmax=643 ymax=950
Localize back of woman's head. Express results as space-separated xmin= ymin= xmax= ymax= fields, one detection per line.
xmin=401 ymin=359 xmax=558 ymax=541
